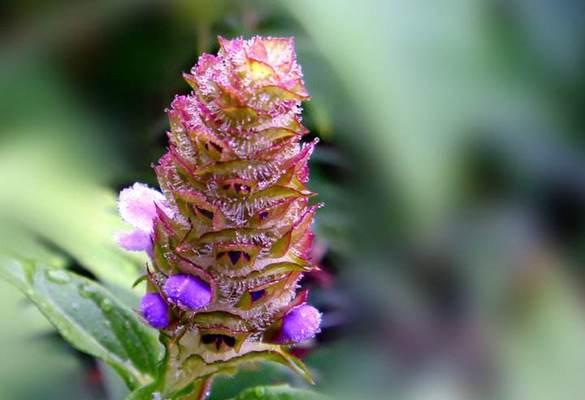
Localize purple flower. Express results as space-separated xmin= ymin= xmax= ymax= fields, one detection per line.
xmin=163 ymin=274 xmax=212 ymax=311
xmin=277 ymin=304 xmax=321 ymax=344
xmin=140 ymin=292 xmax=169 ymax=329
xmin=116 ymin=183 xmax=169 ymax=254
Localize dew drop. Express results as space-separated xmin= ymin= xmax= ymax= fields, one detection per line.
xmin=100 ymin=298 xmax=113 ymax=312
xmin=78 ymin=284 xmax=98 ymax=298
xmin=46 ymin=269 xmax=71 ymax=284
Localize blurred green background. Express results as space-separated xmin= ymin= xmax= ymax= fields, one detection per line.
xmin=3 ymin=0 xmax=585 ymax=399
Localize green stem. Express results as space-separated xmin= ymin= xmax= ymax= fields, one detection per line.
xmin=181 ymin=376 xmax=213 ymax=400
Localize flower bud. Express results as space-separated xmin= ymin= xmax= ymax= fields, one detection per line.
xmin=163 ymin=274 xmax=212 ymax=311
xmin=140 ymin=292 xmax=169 ymax=329
xmin=277 ymin=304 xmax=322 ymax=344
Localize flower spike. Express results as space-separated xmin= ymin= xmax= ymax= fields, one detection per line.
xmin=117 ymin=36 xmax=321 ymax=395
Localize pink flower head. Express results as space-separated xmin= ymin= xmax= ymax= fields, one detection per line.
xmin=117 ymin=37 xmax=322 ymax=386
xmin=183 ymin=35 xmax=308 ymax=126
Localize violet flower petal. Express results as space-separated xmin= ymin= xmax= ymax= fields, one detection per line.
xmin=140 ymin=292 xmax=169 ymax=329
xmin=163 ymin=274 xmax=212 ymax=311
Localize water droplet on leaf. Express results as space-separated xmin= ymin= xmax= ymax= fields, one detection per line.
xmin=100 ymin=298 xmax=113 ymax=312
xmin=78 ymin=284 xmax=98 ymax=298
xmin=46 ymin=269 xmax=71 ymax=284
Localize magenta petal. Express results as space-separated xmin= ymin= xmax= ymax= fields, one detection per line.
xmin=118 ymin=182 xmax=167 ymax=231
xmin=277 ymin=304 xmax=321 ymax=344
xmin=115 ymin=229 xmax=152 ymax=253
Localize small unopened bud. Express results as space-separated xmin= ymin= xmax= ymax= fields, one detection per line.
xmin=140 ymin=292 xmax=169 ymax=329
xmin=163 ymin=274 xmax=212 ymax=310
xmin=277 ymin=304 xmax=321 ymax=344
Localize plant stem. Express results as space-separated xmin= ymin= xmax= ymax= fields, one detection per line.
xmin=183 ymin=376 xmax=213 ymax=400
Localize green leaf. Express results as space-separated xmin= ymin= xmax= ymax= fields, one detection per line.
xmin=0 ymin=278 xmax=93 ymax=400
xmin=0 ymin=257 xmax=161 ymax=390
xmin=125 ymin=382 xmax=159 ymax=400
xmin=100 ymin=360 xmax=131 ymax=400
xmin=230 ymin=385 xmax=327 ymax=400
